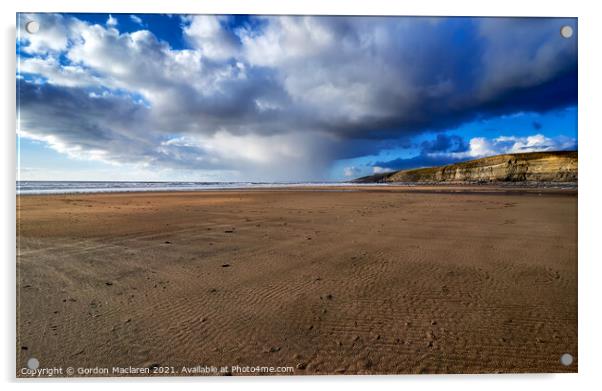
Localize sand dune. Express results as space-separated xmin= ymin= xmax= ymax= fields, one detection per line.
xmin=16 ymin=186 xmax=577 ymax=376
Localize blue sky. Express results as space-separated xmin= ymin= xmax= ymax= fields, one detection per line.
xmin=17 ymin=14 xmax=577 ymax=181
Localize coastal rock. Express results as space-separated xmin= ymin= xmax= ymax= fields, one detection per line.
xmin=353 ymin=151 xmax=577 ymax=184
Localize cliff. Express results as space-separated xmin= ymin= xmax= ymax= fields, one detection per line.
xmin=353 ymin=151 xmax=578 ymax=183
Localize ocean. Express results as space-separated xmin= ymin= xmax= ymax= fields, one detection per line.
xmin=15 ymin=181 xmax=373 ymax=195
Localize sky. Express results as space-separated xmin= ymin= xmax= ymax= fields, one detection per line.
xmin=16 ymin=14 xmax=577 ymax=182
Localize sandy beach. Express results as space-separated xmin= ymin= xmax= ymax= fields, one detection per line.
xmin=16 ymin=186 xmax=577 ymax=375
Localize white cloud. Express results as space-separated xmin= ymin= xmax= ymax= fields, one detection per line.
xmin=18 ymin=129 xmax=111 ymax=163
xmin=372 ymin=166 xmax=394 ymax=174
xmin=466 ymin=137 xmax=499 ymax=157
xmin=106 ymin=15 xmax=118 ymax=27
xmin=430 ymin=133 xmax=576 ymax=160
xmin=343 ymin=166 xmax=362 ymax=177
xmin=239 ymin=16 xmax=416 ymax=124
xmin=130 ymin=15 xmax=143 ymax=25
xmin=18 ymin=13 xmax=84 ymax=54
xmin=240 ymin=16 xmax=336 ymax=67
xmin=182 ymin=15 xmax=239 ymax=61
xmin=494 ymin=134 xmax=575 ymax=153
xmin=20 ymin=57 xmax=99 ymax=87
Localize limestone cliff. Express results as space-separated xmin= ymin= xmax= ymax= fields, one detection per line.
xmin=353 ymin=151 xmax=577 ymax=183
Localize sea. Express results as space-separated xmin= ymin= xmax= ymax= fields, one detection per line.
xmin=16 ymin=180 xmax=575 ymax=195
xmin=16 ymin=181 xmax=377 ymax=195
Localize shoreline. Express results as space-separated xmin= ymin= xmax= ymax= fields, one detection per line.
xmin=16 ymin=182 xmax=578 ymax=197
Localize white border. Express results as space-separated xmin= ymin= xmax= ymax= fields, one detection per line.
xmin=3 ymin=1 xmax=601 ymax=390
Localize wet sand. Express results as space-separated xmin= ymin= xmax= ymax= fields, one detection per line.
xmin=16 ymin=186 xmax=577 ymax=376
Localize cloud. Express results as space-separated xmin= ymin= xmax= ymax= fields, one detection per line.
xmin=373 ymin=155 xmax=466 ymax=172
xmin=369 ymin=133 xmax=473 ymax=173
xmin=372 ymin=166 xmax=394 ymax=174
xmin=18 ymin=13 xmax=85 ymax=54
xmin=421 ymin=134 xmax=469 ymax=153
xmin=483 ymin=134 xmax=576 ymax=154
xmin=343 ymin=166 xmax=363 ymax=178
xmin=182 ymin=15 xmax=240 ymax=61
xmin=18 ymin=82 xmax=152 ymax=164
xmin=17 ymin=81 xmax=335 ymax=180
xmin=130 ymin=15 xmax=143 ymax=25
xmin=17 ymin=14 xmax=578 ymax=180
xmin=451 ymin=133 xmax=577 ymax=159
xmin=106 ymin=15 xmax=118 ymax=27
xmin=20 ymin=56 xmax=100 ymax=87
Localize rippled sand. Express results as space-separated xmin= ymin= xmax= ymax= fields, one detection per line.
xmin=16 ymin=186 xmax=577 ymax=376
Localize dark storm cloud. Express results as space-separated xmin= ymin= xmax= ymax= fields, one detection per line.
xmin=421 ymin=134 xmax=469 ymax=153
xmin=373 ymin=134 xmax=470 ymax=171
xmin=373 ymin=154 xmax=465 ymax=171
xmin=17 ymin=14 xmax=578 ymax=179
